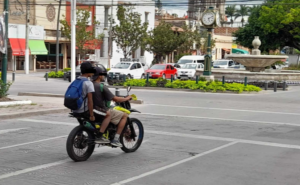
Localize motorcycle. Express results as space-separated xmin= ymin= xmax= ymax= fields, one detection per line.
xmin=66 ymin=87 xmax=144 ymax=162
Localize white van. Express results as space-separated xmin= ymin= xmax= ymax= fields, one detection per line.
xmin=177 ymin=55 xmax=205 ymax=68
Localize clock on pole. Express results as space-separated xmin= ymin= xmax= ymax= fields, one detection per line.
xmin=201 ymin=7 xmax=221 ymax=77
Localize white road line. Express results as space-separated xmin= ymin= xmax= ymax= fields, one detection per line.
xmin=0 ymin=135 xmax=67 ymax=150
xmin=0 ymin=159 xmax=70 ymax=180
xmin=146 ymin=130 xmax=300 ymax=150
xmin=145 ymin=104 xmax=300 ymax=116
xmin=19 ymin=119 xmax=77 ymax=126
xmin=140 ymin=113 xmax=300 ymax=127
xmin=17 ymin=119 xmax=300 ymax=149
xmin=0 ymin=128 xmax=28 ymax=134
xmin=110 ymin=141 xmax=238 ymax=185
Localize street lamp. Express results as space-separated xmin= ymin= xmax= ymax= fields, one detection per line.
xmin=1 ymin=0 xmax=8 ymax=83
xmin=200 ymin=7 xmax=220 ymax=79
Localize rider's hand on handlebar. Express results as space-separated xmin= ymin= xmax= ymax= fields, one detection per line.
xmin=127 ymin=95 xmax=132 ymax=101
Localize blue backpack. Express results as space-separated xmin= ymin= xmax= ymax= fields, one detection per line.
xmin=64 ymin=78 xmax=88 ymax=110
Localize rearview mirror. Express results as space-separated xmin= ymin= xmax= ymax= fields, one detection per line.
xmin=127 ymin=86 xmax=131 ymax=94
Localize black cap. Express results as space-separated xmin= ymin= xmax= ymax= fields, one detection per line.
xmin=92 ymin=65 xmax=107 ymax=81
xmin=81 ymin=62 xmax=96 ymax=74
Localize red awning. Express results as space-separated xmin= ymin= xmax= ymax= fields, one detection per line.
xmin=9 ymin=38 xmax=26 ymax=56
xmin=76 ymin=40 xmax=102 ymax=50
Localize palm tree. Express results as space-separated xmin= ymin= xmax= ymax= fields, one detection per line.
xmin=235 ymin=5 xmax=249 ymax=27
xmin=225 ymin=5 xmax=237 ymax=27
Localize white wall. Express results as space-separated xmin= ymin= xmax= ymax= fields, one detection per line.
xmin=94 ymin=0 xmax=155 ymax=68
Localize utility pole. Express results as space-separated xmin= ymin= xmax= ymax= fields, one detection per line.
xmin=1 ymin=0 xmax=8 ymax=83
xmin=108 ymin=0 xmax=113 ymax=68
xmin=25 ymin=0 xmax=30 ymax=74
xmin=71 ymin=0 xmax=77 ymax=81
xmin=56 ymin=0 xmax=62 ymax=72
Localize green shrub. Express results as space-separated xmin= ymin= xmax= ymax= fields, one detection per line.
xmin=63 ymin=68 xmax=71 ymax=72
xmin=48 ymin=71 xmax=64 ymax=78
xmin=0 ymin=80 xmax=12 ymax=98
xmin=121 ymin=79 xmax=261 ymax=93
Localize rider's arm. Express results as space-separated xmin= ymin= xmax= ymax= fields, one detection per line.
xmin=112 ymin=95 xmax=132 ymax=103
xmin=87 ymin=92 xmax=95 ymax=121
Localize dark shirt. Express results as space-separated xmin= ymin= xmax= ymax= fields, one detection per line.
xmin=93 ymin=82 xmax=115 ymax=111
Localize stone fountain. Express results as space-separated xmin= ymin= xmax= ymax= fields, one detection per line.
xmin=226 ymin=36 xmax=288 ymax=72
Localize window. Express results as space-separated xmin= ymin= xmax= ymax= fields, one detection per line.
xmin=137 ymin=63 xmax=142 ymax=69
xmin=197 ymin=60 xmax=204 ymax=63
xmin=141 ymin=63 xmax=145 ymax=66
xmin=145 ymin=12 xmax=149 ymax=23
xmin=131 ymin=64 xmax=137 ymax=70
xmin=170 ymin=65 xmax=174 ymax=70
xmin=104 ymin=6 xmax=109 ymax=27
xmin=167 ymin=65 xmax=170 ymax=70
xmin=140 ymin=47 xmax=145 ymax=57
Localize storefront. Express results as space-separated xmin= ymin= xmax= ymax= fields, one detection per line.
xmin=8 ymin=24 xmax=48 ymax=71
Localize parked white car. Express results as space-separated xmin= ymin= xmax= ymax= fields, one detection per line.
xmin=213 ymin=59 xmax=235 ymax=69
xmin=177 ymin=55 xmax=205 ymax=68
xmin=109 ymin=62 xmax=145 ymax=79
xmin=178 ymin=63 xmax=204 ymax=79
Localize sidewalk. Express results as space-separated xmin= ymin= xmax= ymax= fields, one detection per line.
xmin=0 ymin=95 xmax=68 ymax=120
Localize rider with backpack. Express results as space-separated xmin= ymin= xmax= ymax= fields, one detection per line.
xmin=92 ymin=65 xmax=132 ymax=147
xmin=64 ymin=61 xmax=96 ymax=122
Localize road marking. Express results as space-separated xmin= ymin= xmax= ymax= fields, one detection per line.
xmin=0 ymin=159 xmax=70 ymax=180
xmin=17 ymin=119 xmax=300 ymax=149
xmin=140 ymin=113 xmax=300 ymax=127
xmin=19 ymin=119 xmax=77 ymax=126
xmin=0 ymin=135 xmax=67 ymax=150
xmin=145 ymin=104 xmax=300 ymax=116
xmin=0 ymin=128 xmax=28 ymax=134
xmin=110 ymin=141 xmax=238 ymax=185
xmin=146 ymin=130 xmax=300 ymax=150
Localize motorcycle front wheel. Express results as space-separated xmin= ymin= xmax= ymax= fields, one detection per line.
xmin=66 ymin=126 xmax=95 ymax=162
xmin=120 ymin=118 xmax=144 ymax=153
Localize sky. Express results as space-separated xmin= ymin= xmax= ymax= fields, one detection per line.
xmin=163 ymin=0 xmax=264 ymax=18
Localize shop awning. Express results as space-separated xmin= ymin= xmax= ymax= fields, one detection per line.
xmin=222 ymin=48 xmax=231 ymax=52
xmin=29 ymin=40 xmax=48 ymax=55
xmin=232 ymin=48 xmax=249 ymax=54
xmin=9 ymin=38 xmax=26 ymax=56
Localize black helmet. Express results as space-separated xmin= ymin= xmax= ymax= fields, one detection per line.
xmin=92 ymin=64 xmax=107 ymax=81
xmin=80 ymin=61 xmax=96 ymax=74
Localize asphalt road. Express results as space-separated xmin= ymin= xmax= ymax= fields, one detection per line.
xmin=1 ymin=72 xmax=300 ymax=184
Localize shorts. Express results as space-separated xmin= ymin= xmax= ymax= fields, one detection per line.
xmin=109 ymin=109 xmax=124 ymax=125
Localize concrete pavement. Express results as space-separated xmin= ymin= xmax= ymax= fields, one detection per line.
xmin=0 ymin=72 xmax=300 ymax=184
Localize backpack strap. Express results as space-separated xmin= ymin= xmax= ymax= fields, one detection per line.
xmin=99 ymin=83 xmax=111 ymax=108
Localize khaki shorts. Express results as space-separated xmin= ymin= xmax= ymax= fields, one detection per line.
xmin=109 ymin=109 xmax=124 ymax=125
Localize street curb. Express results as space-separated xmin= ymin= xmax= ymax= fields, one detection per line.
xmin=18 ymin=92 xmax=144 ymax=104
xmin=18 ymin=92 xmax=64 ymax=98
xmin=110 ymin=86 xmax=263 ymax=94
xmin=0 ymin=100 xmax=32 ymax=107
xmin=0 ymin=108 xmax=70 ymax=120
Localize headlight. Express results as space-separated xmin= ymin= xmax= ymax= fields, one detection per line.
xmin=155 ymin=72 xmax=160 ymax=75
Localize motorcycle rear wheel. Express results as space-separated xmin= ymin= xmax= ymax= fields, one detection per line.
xmin=66 ymin=126 xmax=95 ymax=162
xmin=120 ymin=118 xmax=144 ymax=153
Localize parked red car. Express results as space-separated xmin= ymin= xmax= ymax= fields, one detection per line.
xmin=145 ymin=64 xmax=178 ymax=79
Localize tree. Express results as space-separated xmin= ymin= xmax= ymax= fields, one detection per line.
xmin=60 ymin=8 xmax=103 ymax=59
xmin=172 ymin=13 xmax=178 ymax=18
xmin=235 ymin=5 xmax=249 ymax=27
xmin=225 ymin=5 xmax=237 ymax=27
xmin=111 ymin=5 xmax=149 ymax=58
xmin=259 ymin=0 xmax=300 ymax=51
xmin=233 ymin=5 xmax=283 ymax=53
xmin=146 ymin=21 xmax=182 ymax=63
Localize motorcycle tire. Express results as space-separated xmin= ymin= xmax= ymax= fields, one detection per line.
xmin=120 ymin=118 xmax=144 ymax=153
xmin=66 ymin=126 xmax=95 ymax=162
